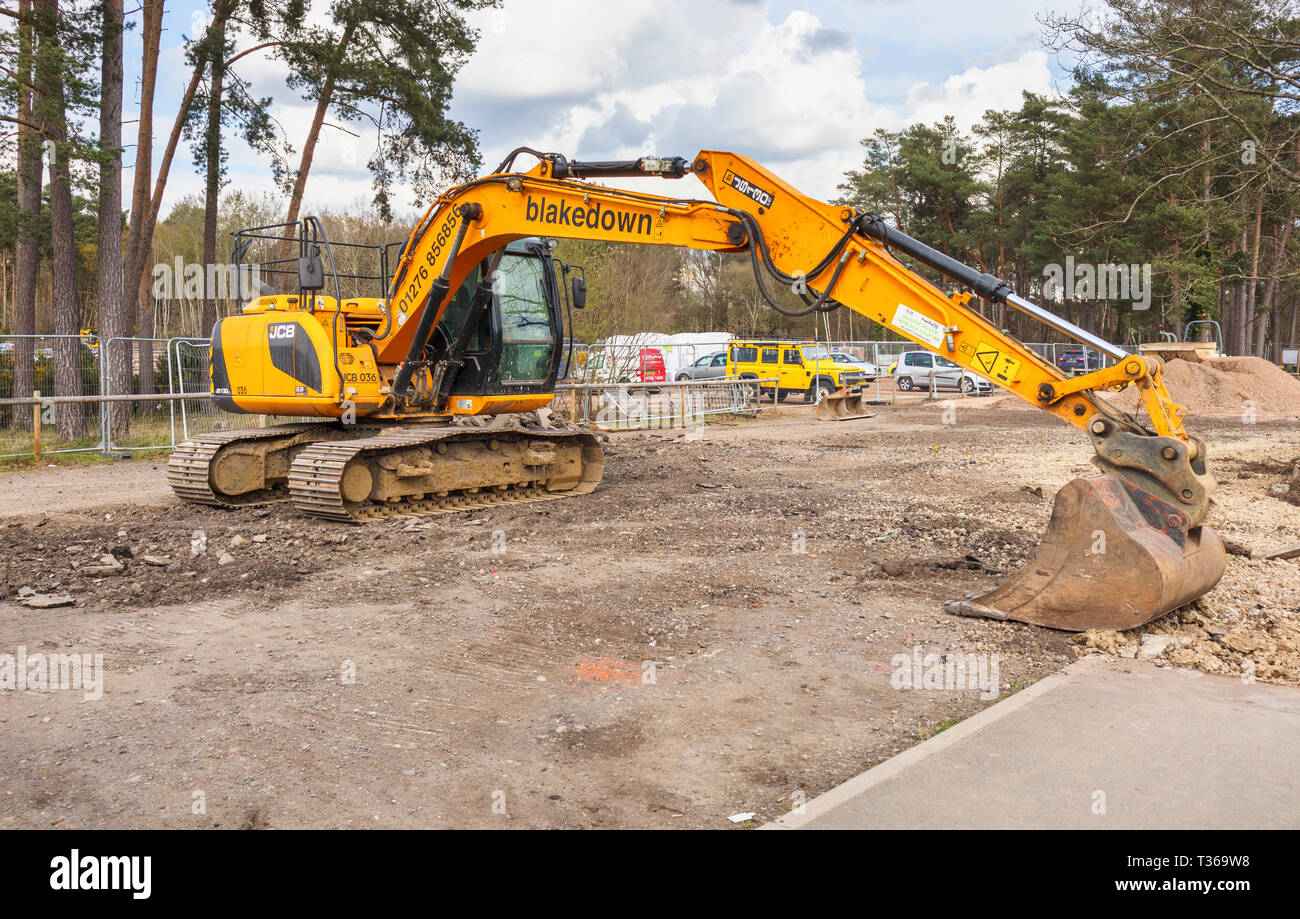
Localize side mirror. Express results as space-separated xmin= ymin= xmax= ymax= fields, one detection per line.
xmin=571 ymin=276 xmax=587 ymax=309
xmin=298 ymin=255 xmax=325 ymax=291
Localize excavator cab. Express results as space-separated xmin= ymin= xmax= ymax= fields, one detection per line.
xmin=213 ymin=220 xmax=571 ymax=418
xmin=435 ymin=238 xmax=567 ymax=400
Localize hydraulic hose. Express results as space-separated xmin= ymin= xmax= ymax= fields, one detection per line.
xmin=390 ymin=202 xmax=480 ymax=401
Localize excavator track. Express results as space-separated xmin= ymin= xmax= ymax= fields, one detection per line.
xmin=168 ymin=423 xmax=371 ymax=507
xmin=287 ymin=423 xmax=604 ymax=522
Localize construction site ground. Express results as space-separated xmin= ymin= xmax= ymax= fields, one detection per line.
xmin=2 ymin=393 xmax=1297 ymax=829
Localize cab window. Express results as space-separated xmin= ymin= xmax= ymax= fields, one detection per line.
xmin=711 ymin=353 xmax=726 ymax=367
xmin=906 ymin=352 xmax=931 ymax=368
xmin=783 ymin=350 xmax=802 ymax=365
xmin=694 ymin=355 xmax=711 ymax=367
xmin=495 ymin=253 xmax=554 ymax=383
xmin=761 ymin=348 xmax=778 ymax=363
xmin=437 ymin=261 xmax=486 ymax=353
xmin=734 ymin=346 xmax=757 ymax=362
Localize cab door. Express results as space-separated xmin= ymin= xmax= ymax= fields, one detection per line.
xmin=446 ymin=243 xmax=562 ymax=398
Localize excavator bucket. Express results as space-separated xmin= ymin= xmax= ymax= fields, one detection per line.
xmin=945 ymin=474 xmax=1226 ymax=631
xmin=815 ymin=388 xmax=875 ymax=422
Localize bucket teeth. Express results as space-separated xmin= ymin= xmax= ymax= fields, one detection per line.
xmin=945 ymin=474 xmax=1226 ymax=631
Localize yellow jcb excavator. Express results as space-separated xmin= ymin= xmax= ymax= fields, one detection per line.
xmin=168 ymin=148 xmax=1225 ymax=632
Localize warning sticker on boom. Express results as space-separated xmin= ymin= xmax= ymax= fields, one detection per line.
xmin=891 ymin=303 xmax=946 ymax=350
xmin=961 ymin=339 xmax=1022 ymax=384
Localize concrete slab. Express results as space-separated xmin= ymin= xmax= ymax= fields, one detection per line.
xmin=767 ymin=655 xmax=1300 ymax=829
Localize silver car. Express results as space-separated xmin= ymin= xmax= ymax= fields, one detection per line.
xmin=893 ymin=350 xmax=992 ymax=395
xmin=830 ymin=351 xmax=881 ymax=379
xmin=675 ymin=351 xmax=728 ymax=381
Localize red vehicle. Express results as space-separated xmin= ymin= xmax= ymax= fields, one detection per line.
xmin=589 ymin=343 xmax=667 ymax=384
xmin=633 ymin=347 xmax=666 ymax=383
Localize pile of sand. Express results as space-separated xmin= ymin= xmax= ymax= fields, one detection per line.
xmin=1110 ymin=356 xmax=1300 ymax=415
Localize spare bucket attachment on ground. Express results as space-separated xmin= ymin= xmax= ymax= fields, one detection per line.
xmin=815 ymin=388 xmax=875 ymax=421
xmin=945 ymin=473 xmax=1226 ymax=631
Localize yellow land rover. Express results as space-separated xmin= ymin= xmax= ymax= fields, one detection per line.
xmin=726 ymin=340 xmax=875 ymax=403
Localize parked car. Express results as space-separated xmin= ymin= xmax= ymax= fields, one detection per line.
xmin=726 ymin=340 xmax=873 ymax=403
xmin=1055 ymin=349 xmax=1102 ymax=375
xmin=892 ymin=350 xmax=992 ymax=395
xmin=829 ymin=351 xmax=881 ymax=379
xmin=676 ymin=350 xmax=728 ymax=381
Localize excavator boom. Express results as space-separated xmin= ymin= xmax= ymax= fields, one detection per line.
xmin=171 ymin=148 xmax=1226 ymax=631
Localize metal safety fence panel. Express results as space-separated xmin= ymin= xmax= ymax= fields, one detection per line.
xmin=0 ymin=334 xmax=103 ymax=458
xmin=98 ymin=337 xmax=180 ymax=453
xmin=553 ymin=378 xmax=773 ymax=431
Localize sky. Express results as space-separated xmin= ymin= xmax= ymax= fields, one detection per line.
xmin=125 ymin=0 xmax=1083 ymax=222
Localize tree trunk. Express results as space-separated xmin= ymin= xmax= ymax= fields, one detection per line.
xmin=123 ymin=0 xmax=162 ymax=382
xmin=280 ymin=21 xmax=357 ymax=257
xmin=1247 ymin=194 xmax=1264 ymax=357
xmin=13 ymin=0 xmax=40 ymax=429
xmin=98 ymin=0 xmax=129 ymax=434
xmin=34 ymin=0 xmax=86 ymax=441
xmin=1288 ymin=289 xmax=1298 ymax=351
xmin=137 ymin=274 xmax=156 ymax=396
xmin=123 ymin=2 xmax=231 ymax=355
xmin=1261 ymin=214 xmax=1292 ymax=362
xmin=200 ymin=13 xmax=227 ymax=336
xmin=283 ymin=79 xmax=336 ymax=232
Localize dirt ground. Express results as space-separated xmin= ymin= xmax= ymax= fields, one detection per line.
xmin=1 ymin=397 xmax=1297 ymax=829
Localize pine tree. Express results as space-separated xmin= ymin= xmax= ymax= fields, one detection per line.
xmin=276 ymin=0 xmax=495 ymax=225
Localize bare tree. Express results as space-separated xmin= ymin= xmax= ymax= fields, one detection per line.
xmin=197 ymin=1 xmax=234 ymax=336
xmin=33 ymin=0 xmax=86 ymax=439
xmin=123 ymin=0 xmax=237 ymax=387
xmin=98 ymin=0 xmax=129 ymax=431
xmin=12 ymin=0 xmax=41 ymax=425
xmin=123 ymin=0 xmax=163 ymax=396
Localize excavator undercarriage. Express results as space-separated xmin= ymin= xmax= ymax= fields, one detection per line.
xmin=168 ymin=148 xmax=1227 ymax=632
xmin=169 ymin=416 xmax=602 ymax=523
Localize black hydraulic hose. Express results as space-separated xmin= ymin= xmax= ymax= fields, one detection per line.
xmin=746 ymin=242 xmax=853 ymax=318
xmin=390 ymin=203 xmax=480 ymax=401
xmin=723 ymin=208 xmax=855 ymax=317
xmin=492 ymin=146 xmax=551 ymax=175
xmin=855 ymin=213 xmax=1012 ymax=304
xmin=725 ymin=207 xmax=858 ymax=287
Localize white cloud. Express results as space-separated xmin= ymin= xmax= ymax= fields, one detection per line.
xmin=450 ymin=6 xmax=1058 ymax=201
xmin=140 ymin=0 xmax=1068 ymax=217
xmin=904 ymin=51 xmax=1056 ymax=130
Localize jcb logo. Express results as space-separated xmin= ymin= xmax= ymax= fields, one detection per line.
xmin=268 ymin=323 xmax=296 ymax=341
